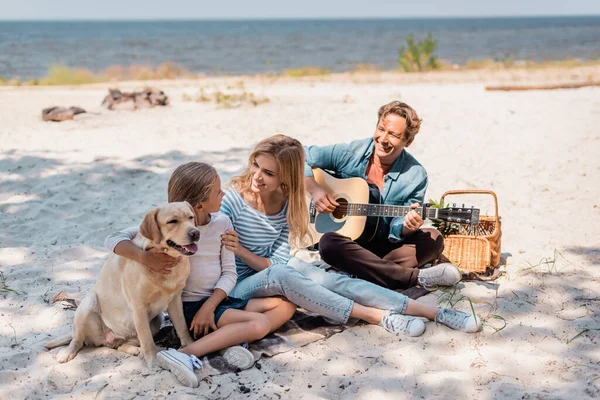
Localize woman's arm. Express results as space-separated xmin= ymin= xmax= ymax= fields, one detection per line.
xmin=222 ymin=223 xmax=291 ymax=271
xmin=222 ymin=230 xmax=271 ymax=271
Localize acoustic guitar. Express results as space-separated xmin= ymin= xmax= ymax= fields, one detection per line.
xmin=307 ymin=168 xmax=480 ymax=245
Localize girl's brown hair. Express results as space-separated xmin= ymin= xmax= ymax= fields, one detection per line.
xmin=228 ymin=134 xmax=310 ymax=248
xmin=168 ymin=162 xmax=218 ymax=206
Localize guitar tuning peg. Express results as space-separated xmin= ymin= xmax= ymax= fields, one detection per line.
xmin=462 ymin=203 xmax=465 ymax=208
xmin=452 ymin=203 xmax=456 ymax=208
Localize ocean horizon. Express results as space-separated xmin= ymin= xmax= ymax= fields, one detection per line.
xmin=1 ymin=16 xmax=599 ymax=80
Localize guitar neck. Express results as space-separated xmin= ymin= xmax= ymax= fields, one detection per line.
xmin=344 ymin=203 xmax=438 ymax=219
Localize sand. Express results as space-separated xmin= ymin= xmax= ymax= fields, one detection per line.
xmin=1 ymin=66 xmax=600 ymax=399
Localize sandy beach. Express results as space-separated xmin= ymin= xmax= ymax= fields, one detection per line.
xmin=1 ymin=66 xmax=600 ymax=399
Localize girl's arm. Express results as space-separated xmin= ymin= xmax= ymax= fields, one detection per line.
xmin=106 ymin=227 xmax=180 ymax=274
xmin=189 ymin=288 xmax=227 ymax=338
xmin=213 ymin=219 xmax=239 ymax=293
xmin=190 ymin=218 xmax=238 ymax=338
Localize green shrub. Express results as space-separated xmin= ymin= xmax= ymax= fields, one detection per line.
xmin=398 ymin=33 xmax=439 ymax=72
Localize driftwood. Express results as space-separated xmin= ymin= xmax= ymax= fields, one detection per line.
xmin=101 ymin=87 xmax=169 ymax=110
xmin=42 ymin=106 xmax=86 ymax=122
xmin=485 ymin=81 xmax=600 ymax=91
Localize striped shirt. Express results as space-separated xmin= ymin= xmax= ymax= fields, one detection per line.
xmin=220 ymin=189 xmax=291 ymax=281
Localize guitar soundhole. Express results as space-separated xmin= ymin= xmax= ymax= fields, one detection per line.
xmin=333 ymin=198 xmax=348 ymax=219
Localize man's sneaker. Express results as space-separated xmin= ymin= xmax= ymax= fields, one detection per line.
xmin=418 ymin=263 xmax=462 ymax=289
xmin=157 ymin=349 xmax=203 ymax=388
xmin=378 ymin=310 xmax=426 ymax=337
xmin=220 ymin=345 xmax=255 ymax=370
xmin=435 ymin=307 xmax=482 ymax=333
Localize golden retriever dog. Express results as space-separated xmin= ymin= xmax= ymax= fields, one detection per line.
xmin=45 ymin=202 xmax=199 ymax=367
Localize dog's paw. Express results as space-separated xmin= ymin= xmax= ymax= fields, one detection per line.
xmin=179 ymin=338 xmax=195 ymax=348
xmin=144 ymin=354 xmax=157 ymax=368
xmin=117 ymin=344 xmax=141 ymax=356
xmin=56 ymin=348 xmax=77 ymax=363
xmin=178 ymin=331 xmax=195 ymax=347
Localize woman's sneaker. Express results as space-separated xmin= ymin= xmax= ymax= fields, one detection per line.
xmin=220 ymin=345 xmax=255 ymax=370
xmin=157 ymin=349 xmax=203 ymax=388
xmin=435 ymin=308 xmax=482 ymax=333
xmin=418 ymin=263 xmax=462 ymax=289
xmin=378 ymin=310 xmax=426 ymax=337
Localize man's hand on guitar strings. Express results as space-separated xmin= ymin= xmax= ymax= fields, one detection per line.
xmin=402 ymin=203 xmax=424 ymax=235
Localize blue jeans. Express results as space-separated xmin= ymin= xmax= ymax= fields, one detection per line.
xmin=229 ymin=263 xmax=353 ymax=323
xmin=229 ymin=258 xmax=410 ymax=324
xmin=287 ymin=257 xmax=409 ymax=315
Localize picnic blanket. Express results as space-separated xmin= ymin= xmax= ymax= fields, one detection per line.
xmin=51 ymin=277 xmax=429 ymax=382
xmin=153 ymin=286 xmax=429 ymax=381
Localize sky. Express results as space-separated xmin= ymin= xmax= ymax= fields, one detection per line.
xmin=0 ymin=0 xmax=598 ymax=20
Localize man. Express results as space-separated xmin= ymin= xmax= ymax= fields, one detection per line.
xmin=304 ymin=100 xmax=461 ymax=290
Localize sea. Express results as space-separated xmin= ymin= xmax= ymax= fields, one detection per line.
xmin=1 ymin=16 xmax=599 ymax=80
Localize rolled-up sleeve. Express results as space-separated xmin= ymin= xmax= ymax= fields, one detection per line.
xmin=304 ymin=143 xmax=350 ymax=177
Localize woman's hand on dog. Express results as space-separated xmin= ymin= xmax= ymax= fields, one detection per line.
xmin=221 ymin=230 xmax=240 ymax=255
xmin=141 ymin=248 xmax=181 ymax=274
xmin=190 ymin=305 xmax=218 ymax=338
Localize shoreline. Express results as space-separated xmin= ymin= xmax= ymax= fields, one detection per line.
xmin=1 ymin=60 xmax=599 ymax=87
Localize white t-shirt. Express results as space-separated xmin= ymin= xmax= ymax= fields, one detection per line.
xmin=104 ymin=212 xmax=237 ymax=302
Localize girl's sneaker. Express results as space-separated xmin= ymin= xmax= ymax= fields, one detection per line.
xmin=157 ymin=349 xmax=203 ymax=388
xmin=435 ymin=308 xmax=482 ymax=333
xmin=220 ymin=345 xmax=255 ymax=370
xmin=378 ymin=310 xmax=426 ymax=337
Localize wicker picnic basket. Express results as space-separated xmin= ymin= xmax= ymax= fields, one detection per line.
xmin=439 ymin=190 xmax=502 ymax=274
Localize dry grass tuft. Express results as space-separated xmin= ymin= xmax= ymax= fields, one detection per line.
xmin=283 ymin=66 xmax=331 ymax=77
xmin=1 ymin=62 xmax=195 ymax=86
xmin=182 ymin=82 xmax=269 ymax=108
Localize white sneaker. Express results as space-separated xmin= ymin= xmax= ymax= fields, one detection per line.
xmin=378 ymin=310 xmax=426 ymax=337
xmin=418 ymin=263 xmax=462 ymax=289
xmin=157 ymin=349 xmax=202 ymax=388
xmin=435 ymin=308 xmax=482 ymax=333
xmin=220 ymin=345 xmax=255 ymax=370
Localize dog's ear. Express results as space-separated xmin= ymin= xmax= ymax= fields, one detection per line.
xmin=139 ymin=207 xmax=162 ymax=243
xmin=185 ymin=201 xmax=198 ymax=226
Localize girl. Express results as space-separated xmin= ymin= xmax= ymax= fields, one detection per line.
xmin=220 ymin=134 xmax=481 ymax=335
xmin=105 ymin=162 xmax=296 ymax=388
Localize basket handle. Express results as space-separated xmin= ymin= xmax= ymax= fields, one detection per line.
xmin=440 ymin=190 xmax=499 ymax=221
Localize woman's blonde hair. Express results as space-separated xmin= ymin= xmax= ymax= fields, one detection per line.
xmin=168 ymin=162 xmax=219 ymax=205
xmin=228 ymin=134 xmax=310 ymax=248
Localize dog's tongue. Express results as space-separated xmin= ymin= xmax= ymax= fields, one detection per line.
xmin=183 ymin=243 xmax=198 ymax=254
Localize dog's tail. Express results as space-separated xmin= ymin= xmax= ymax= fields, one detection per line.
xmin=45 ymin=335 xmax=72 ymax=350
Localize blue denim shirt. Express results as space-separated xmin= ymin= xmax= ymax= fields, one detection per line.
xmin=304 ymin=137 xmax=428 ymax=243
